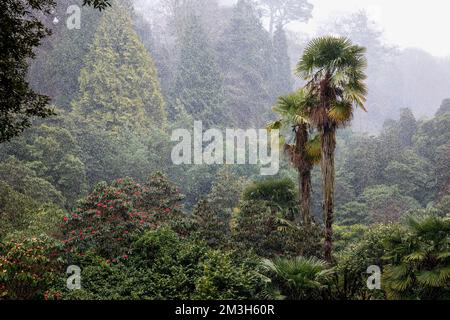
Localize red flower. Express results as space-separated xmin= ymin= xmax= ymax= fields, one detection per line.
xmin=63 ymin=216 xmax=69 ymax=222
xmin=122 ymin=255 xmax=129 ymax=260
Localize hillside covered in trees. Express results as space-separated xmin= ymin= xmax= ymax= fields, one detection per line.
xmin=0 ymin=0 xmax=449 ymax=301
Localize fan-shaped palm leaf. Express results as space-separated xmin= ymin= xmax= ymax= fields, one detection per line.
xmin=263 ymin=256 xmax=331 ymax=300
xmin=305 ymin=134 xmax=321 ymax=164
xmin=272 ymin=89 xmax=316 ymax=126
xmin=328 ymin=100 xmax=353 ymax=124
xmin=383 ymin=215 xmax=450 ymax=299
xmin=296 ymin=36 xmax=368 ymax=124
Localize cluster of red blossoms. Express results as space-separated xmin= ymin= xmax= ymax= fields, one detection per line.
xmin=61 ymin=177 xmax=177 ymax=261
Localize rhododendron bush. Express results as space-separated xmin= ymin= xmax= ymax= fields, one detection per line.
xmin=0 ymin=234 xmax=63 ymax=300
xmin=62 ymin=173 xmax=185 ymax=260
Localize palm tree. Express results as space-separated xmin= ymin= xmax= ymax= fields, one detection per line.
xmin=383 ymin=216 xmax=450 ymax=300
xmin=268 ymin=89 xmax=321 ymax=226
xmin=296 ymin=36 xmax=368 ymax=262
xmin=263 ymin=256 xmax=331 ymax=300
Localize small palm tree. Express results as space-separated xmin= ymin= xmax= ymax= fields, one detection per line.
xmin=296 ymin=36 xmax=368 ymax=262
xmin=268 ymin=89 xmax=321 ymax=225
xmin=383 ymin=216 xmax=450 ymax=300
xmin=263 ymin=256 xmax=331 ymax=300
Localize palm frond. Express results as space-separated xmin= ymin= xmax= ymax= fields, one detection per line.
xmin=272 ymin=89 xmax=316 ymax=124
xmin=296 ymin=35 xmax=368 ymax=123
xmin=305 ymin=134 xmax=321 ymax=163
xmin=328 ymin=100 xmax=353 ymax=124
xmin=404 ymin=251 xmax=427 ymax=263
xmin=296 ymin=36 xmax=366 ymax=78
xmin=416 ymin=270 xmax=447 ymax=287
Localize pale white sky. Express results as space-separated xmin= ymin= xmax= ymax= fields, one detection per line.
xmin=143 ymin=0 xmax=450 ymax=57
xmin=287 ymin=0 xmax=450 ymax=57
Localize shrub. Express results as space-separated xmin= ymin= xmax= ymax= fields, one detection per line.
xmin=232 ymin=200 xmax=322 ymax=258
xmin=54 ymin=228 xmax=267 ymax=300
xmin=263 ymin=256 xmax=331 ymax=300
xmin=48 ymin=251 xmax=139 ymax=300
xmin=130 ymin=227 xmax=261 ymax=300
xmin=192 ymin=250 xmax=266 ymax=300
xmin=191 ymin=199 xmax=231 ymax=248
xmin=382 ymin=216 xmax=450 ymax=300
xmin=62 ymin=174 xmax=184 ymax=260
xmin=243 ymin=178 xmax=298 ymax=213
xmin=331 ymin=224 xmax=407 ymax=300
xmin=333 ymin=224 xmax=368 ymax=253
xmin=0 ymin=234 xmax=63 ymax=300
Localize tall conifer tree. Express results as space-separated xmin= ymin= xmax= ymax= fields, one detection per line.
xmin=272 ymin=24 xmax=293 ymax=95
xmin=172 ymin=14 xmax=226 ymax=126
xmin=73 ymin=4 xmax=167 ymax=132
xmin=218 ymin=0 xmax=276 ymax=127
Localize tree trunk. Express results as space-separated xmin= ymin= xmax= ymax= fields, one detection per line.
xmin=298 ymin=167 xmax=312 ymax=225
xmin=296 ymin=124 xmax=312 ymax=226
xmin=321 ymin=124 xmax=336 ymax=263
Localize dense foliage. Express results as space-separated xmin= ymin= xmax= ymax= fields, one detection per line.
xmin=0 ymin=0 xmax=449 ymax=301
xmin=0 ymin=0 xmax=112 ymax=142
xmin=51 ymin=228 xmax=267 ymax=300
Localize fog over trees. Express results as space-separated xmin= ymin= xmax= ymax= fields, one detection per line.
xmin=0 ymin=0 xmax=449 ymax=301
xmin=135 ymin=0 xmax=450 ymax=132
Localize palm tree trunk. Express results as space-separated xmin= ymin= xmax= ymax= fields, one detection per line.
xmin=321 ymin=124 xmax=336 ymax=263
xmin=296 ymin=124 xmax=312 ymax=226
xmin=299 ymin=167 xmax=312 ymax=225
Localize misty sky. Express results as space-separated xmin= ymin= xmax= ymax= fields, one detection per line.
xmin=299 ymin=0 xmax=450 ymax=57
xmin=217 ymin=0 xmax=450 ymax=57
